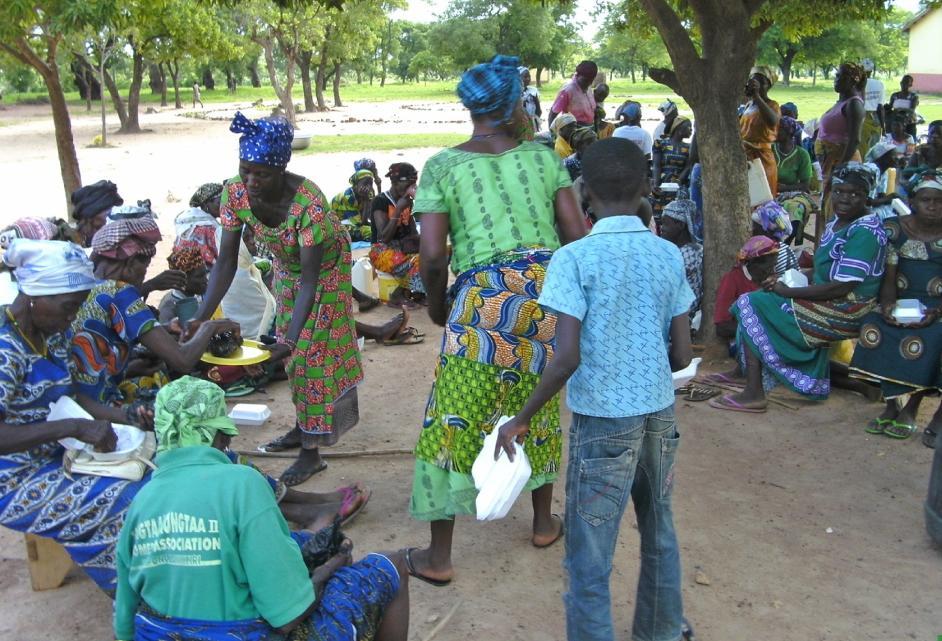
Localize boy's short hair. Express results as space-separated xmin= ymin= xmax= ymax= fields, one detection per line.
xmin=581 ymin=138 xmax=647 ymax=203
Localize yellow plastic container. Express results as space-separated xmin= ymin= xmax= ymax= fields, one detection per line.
xmin=377 ymin=272 xmax=399 ymax=302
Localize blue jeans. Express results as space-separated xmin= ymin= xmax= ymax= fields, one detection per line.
xmin=563 ymin=407 xmax=683 ymax=641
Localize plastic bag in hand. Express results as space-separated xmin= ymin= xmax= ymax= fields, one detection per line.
xmin=471 ymin=416 xmax=532 ymax=521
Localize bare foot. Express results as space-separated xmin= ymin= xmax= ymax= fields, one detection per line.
xmin=281 ymin=448 xmax=327 ymax=487
xmin=532 ymin=514 xmax=564 ymax=548
xmin=280 ymin=501 xmax=341 ymax=529
xmin=375 ymin=308 xmax=409 ymax=342
xmin=404 ymin=546 xmax=454 ymax=584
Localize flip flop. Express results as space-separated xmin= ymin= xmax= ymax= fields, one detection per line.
xmin=280 ymin=459 xmax=328 ymax=487
xmin=404 ymin=547 xmax=452 ymax=587
xmin=884 ymin=419 xmax=917 ymax=440
xmin=708 ymin=394 xmax=767 ymax=413
xmin=865 ymin=418 xmax=891 ymax=435
xmin=532 ymin=514 xmax=564 ymax=548
xmin=685 ymin=385 xmax=720 ymax=402
xmin=702 ymin=372 xmax=745 ymax=386
xmin=383 ymin=327 xmax=424 ymax=346
xmin=258 ymin=431 xmax=302 ymax=453
xmin=923 ymin=427 xmax=937 ymax=449
xmin=339 ymin=485 xmax=372 ymax=527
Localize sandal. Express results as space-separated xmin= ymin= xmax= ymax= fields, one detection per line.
xmin=707 ymin=394 xmax=767 ymax=413
xmin=339 ymin=485 xmax=372 ymax=526
xmin=923 ymin=427 xmax=937 ymax=449
xmin=884 ymin=420 xmax=918 ymax=440
xmin=685 ymin=384 xmax=719 ymax=402
xmin=258 ymin=430 xmax=302 ymax=453
xmin=701 ymin=372 xmax=745 ymax=386
xmin=404 ymin=547 xmax=452 ymax=587
xmin=382 ymin=327 xmax=424 ymax=346
xmin=865 ymin=418 xmax=891 ymax=435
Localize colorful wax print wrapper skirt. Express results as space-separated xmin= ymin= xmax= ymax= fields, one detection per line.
xmin=411 ymin=249 xmax=561 ymax=521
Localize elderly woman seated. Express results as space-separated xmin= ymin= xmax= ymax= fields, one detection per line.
xmin=707 ymin=163 xmax=888 ymax=412
xmin=331 ymin=168 xmax=376 ymax=243
xmin=714 ymin=236 xmax=780 ymax=340
xmin=115 ymin=377 xmax=409 ymax=641
xmin=750 ymin=200 xmax=799 ymax=274
xmin=850 ymin=170 xmax=942 ymax=446
xmin=659 ymin=200 xmax=703 ymax=318
xmin=0 ymin=240 xmax=367 ymax=601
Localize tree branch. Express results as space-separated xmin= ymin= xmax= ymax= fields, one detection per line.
xmin=648 ymin=67 xmax=681 ymax=94
xmin=0 ymin=42 xmax=32 ymax=68
xmin=635 ymin=0 xmax=700 ymax=72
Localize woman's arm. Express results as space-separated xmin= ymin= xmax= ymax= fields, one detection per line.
xmin=266 ymin=243 xmax=324 ymax=362
xmin=195 ymin=227 xmax=241 ymax=322
xmin=778 ymin=180 xmax=811 ymax=193
xmin=373 ymin=205 xmax=402 ymax=245
xmin=841 ymin=98 xmax=865 ymax=163
xmin=554 ymin=187 xmax=588 ymax=245
xmin=140 ymin=320 xmax=239 ymax=374
xmin=0 ymin=417 xmax=115 ymax=455
xmin=877 ymin=261 xmax=898 ymax=309
xmin=768 ymin=279 xmax=857 ymax=301
xmin=752 ymin=94 xmax=780 ymax=129
xmin=418 ymin=213 xmax=451 ymax=326
xmin=668 ymin=313 xmax=693 ymax=371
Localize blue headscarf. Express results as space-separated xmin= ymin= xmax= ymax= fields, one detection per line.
xmin=230 ymin=111 xmax=293 ymax=168
xmin=353 ymin=158 xmax=376 ymax=172
xmin=456 ymin=55 xmax=523 ymax=124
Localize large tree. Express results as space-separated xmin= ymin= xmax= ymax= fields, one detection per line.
xmin=623 ymin=0 xmax=891 ymax=339
xmin=0 ymin=1 xmax=115 ymax=204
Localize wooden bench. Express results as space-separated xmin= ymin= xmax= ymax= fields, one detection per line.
xmin=23 ymin=533 xmax=72 ymax=591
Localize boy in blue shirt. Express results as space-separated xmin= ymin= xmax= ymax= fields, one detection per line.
xmin=496 ymin=138 xmax=694 ymax=641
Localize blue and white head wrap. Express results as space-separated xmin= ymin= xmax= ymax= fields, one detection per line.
xmin=4 ymin=239 xmax=98 ymax=296
xmin=457 ymin=55 xmax=523 ymax=124
xmin=230 ymin=111 xmax=294 ymax=168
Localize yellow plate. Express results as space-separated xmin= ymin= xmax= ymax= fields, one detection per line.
xmin=200 ymin=339 xmax=271 ymax=366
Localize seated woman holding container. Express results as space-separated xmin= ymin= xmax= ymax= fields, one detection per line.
xmin=850 ymin=171 xmax=942 ymax=446
xmin=708 ymin=163 xmax=888 ymax=412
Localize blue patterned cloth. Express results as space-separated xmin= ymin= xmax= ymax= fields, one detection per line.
xmin=538 ymin=215 xmax=694 ymax=417
xmin=230 ymin=111 xmax=294 ymax=168
xmin=0 ymin=313 xmax=149 ymax=594
xmin=456 ymin=55 xmax=522 ymax=122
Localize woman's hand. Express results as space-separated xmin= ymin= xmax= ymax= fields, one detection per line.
xmin=72 ymin=419 xmax=117 ymax=452
xmin=142 ymin=269 xmax=187 ymax=294
xmin=427 ymin=300 xmax=448 ymax=327
xmin=263 ymin=342 xmax=294 ymax=361
xmin=494 ymin=417 xmax=530 ymax=462
xmin=761 ymin=276 xmax=790 ymax=296
xmin=311 ymin=540 xmax=353 ymax=586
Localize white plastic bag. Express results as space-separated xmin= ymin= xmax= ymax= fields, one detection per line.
xmin=747 ymin=158 xmax=773 ymax=208
xmin=472 ymin=416 xmax=532 ymax=521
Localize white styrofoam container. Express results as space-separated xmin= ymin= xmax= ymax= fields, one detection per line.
xmin=228 ymin=404 xmax=271 ymax=426
xmin=893 ymin=298 xmax=926 ymax=322
xmin=778 ymin=269 xmax=809 ymax=288
xmin=672 ymin=357 xmax=702 ymax=390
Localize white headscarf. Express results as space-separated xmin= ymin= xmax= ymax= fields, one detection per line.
xmin=3 ymin=239 xmax=98 ymax=296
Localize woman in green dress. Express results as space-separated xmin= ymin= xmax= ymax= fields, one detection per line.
xmin=195 ymin=112 xmax=363 ymax=486
xmin=850 ymin=171 xmax=942 ymax=446
xmin=709 ymin=162 xmax=888 ymax=413
xmin=404 ymin=56 xmax=587 ymax=586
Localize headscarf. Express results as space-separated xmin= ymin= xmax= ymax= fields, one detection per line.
xmin=737 ymin=236 xmax=779 ymax=264
xmin=189 ymin=182 xmax=223 ymax=209
xmin=456 ymin=55 xmax=523 ymax=124
xmin=167 ymin=246 xmax=206 ymax=273
xmin=517 ymin=66 xmax=528 ymax=77
xmin=3 ymin=239 xmax=98 ymax=296
xmin=550 ymin=112 xmax=577 ymax=135
xmin=658 ymin=99 xmax=677 ymax=117
xmin=778 ymin=116 xmax=801 ymax=140
xmin=349 ymin=169 xmax=374 ymax=187
xmin=663 ymin=200 xmax=697 ymax=239
xmin=616 ymin=101 xmax=641 ymax=122
xmin=865 ymin=141 xmax=897 ymax=164
xmin=780 ymin=102 xmax=798 ymax=119
xmin=831 ymin=161 xmax=877 ymax=194
xmin=750 ymin=65 xmax=778 ymax=87
xmin=569 ymin=127 xmax=597 ymax=149
xmin=0 ymin=217 xmax=57 ymax=248
xmin=90 ymin=214 xmax=161 ymax=261
xmin=909 ymin=169 xmax=942 ymax=194
xmin=229 ymin=111 xmax=293 ymax=168
xmin=838 ymin=62 xmax=866 ymax=90
xmin=353 ymin=158 xmax=376 ymax=172
xmin=862 ymin=58 xmax=875 ymax=74
xmin=153 ymin=376 xmax=239 ymax=453
xmin=70 ymin=180 xmax=123 ymax=221
xmin=109 ymin=202 xmax=155 ymax=221
xmin=751 ymin=200 xmax=791 ymax=241
xmin=386 ymin=163 xmax=418 ymax=184
xmin=667 ymin=115 xmax=691 ymax=137
xmin=575 ymin=60 xmax=598 ymax=83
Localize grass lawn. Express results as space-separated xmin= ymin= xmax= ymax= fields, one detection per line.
xmin=297 ymin=132 xmax=466 ymax=154
xmin=8 ymin=75 xmax=941 ymax=126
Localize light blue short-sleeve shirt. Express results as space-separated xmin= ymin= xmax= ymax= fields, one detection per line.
xmin=539 ymin=215 xmax=694 ymax=418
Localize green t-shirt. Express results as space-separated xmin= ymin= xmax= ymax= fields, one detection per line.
xmin=773 ymin=144 xmax=813 ymax=188
xmin=413 ymin=141 xmax=572 ymax=274
xmin=114 ymin=447 xmax=314 ymax=640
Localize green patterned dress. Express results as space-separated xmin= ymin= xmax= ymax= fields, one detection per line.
xmin=410 ymin=142 xmax=573 ymax=520
xmin=221 ymin=177 xmax=362 ymax=445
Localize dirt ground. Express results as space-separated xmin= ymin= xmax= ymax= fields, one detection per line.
xmin=0 ymin=101 xmax=939 ymax=641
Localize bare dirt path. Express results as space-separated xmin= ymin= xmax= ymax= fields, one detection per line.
xmin=0 ymin=101 xmax=938 ymax=641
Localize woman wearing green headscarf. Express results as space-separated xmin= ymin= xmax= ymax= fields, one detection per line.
xmin=330 ymin=169 xmax=376 ymax=243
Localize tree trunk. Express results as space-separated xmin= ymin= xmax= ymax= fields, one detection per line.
xmin=120 ymin=48 xmax=145 ymax=133
xmin=249 ymin=58 xmax=262 ymax=87
xmin=257 ymin=37 xmax=296 ymax=125
xmin=169 ymin=60 xmax=182 ymax=109
xmin=812 ymin=67 xmax=816 ymax=86
xmin=225 ymin=67 xmax=237 ymax=94
xmin=778 ymin=47 xmax=797 ymax=86
xmin=332 ymin=62 xmax=342 ymax=107
xmin=630 ymin=66 xmax=636 ymax=83
xmin=201 ymin=67 xmax=215 ymax=90
xmin=157 ymin=63 xmax=168 ymax=107
xmin=315 ymin=35 xmax=330 ymax=111
xmin=640 ymin=0 xmax=762 ymax=340
xmin=535 ymin=66 xmax=543 ymax=88
xmin=299 ymin=50 xmax=316 ymax=112
xmin=148 ymin=63 xmax=162 ymax=94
